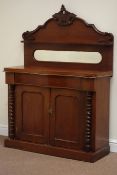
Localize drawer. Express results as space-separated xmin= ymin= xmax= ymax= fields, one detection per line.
xmin=14 ymin=73 xmax=94 ymax=90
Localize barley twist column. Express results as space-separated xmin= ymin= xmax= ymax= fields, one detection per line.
xmin=84 ymin=91 xmax=93 ymax=152
xmin=8 ymin=85 xmax=15 ymax=139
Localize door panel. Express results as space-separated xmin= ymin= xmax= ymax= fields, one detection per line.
xmin=22 ymin=92 xmax=43 ymax=135
xmin=15 ymin=85 xmax=50 ymax=144
xmin=50 ymin=89 xmax=86 ymax=150
xmin=54 ymin=95 xmax=79 ymax=141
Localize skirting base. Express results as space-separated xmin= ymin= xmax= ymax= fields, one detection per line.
xmin=4 ymin=139 xmax=110 ymax=162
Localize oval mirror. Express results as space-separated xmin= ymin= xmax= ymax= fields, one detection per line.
xmin=34 ymin=50 xmax=102 ymax=64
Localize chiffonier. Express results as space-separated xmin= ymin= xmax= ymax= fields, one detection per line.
xmin=4 ymin=5 xmax=113 ymax=162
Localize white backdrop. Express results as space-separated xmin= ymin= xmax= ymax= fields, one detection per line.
xmin=0 ymin=0 xmax=117 ymax=150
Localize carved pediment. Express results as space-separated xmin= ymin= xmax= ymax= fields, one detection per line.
xmin=22 ymin=5 xmax=113 ymax=45
xmin=53 ymin=5 xmax=76 ymax=26
xmin=21 ymin=5 xmax=113 ymax=73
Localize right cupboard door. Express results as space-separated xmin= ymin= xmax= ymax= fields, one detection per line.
xmin=50 ymin=88 xmax=86 ymax=150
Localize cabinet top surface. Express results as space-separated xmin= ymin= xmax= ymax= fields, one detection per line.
xmin=4 ymin=66 xmax=112 ymax=78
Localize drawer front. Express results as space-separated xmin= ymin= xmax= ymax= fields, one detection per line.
xmin=14 ymin=73 xmax=94 ymax=90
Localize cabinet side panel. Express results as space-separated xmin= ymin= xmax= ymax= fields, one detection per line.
xmin=94 ymin=78 xmax=110 ymax=150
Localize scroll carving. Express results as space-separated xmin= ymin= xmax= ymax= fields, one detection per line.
xmin=53 ymin=5 xmax=76 ymax=26
xmin=22 ymin=4 xmax=113 ymax=46
xmin=8 ymin=85 xmax=15 ymax=139
xmin=22 ymin=31 xmax=35 ymax=41
xmin=84 ymin=91 xmax=93 ymax=152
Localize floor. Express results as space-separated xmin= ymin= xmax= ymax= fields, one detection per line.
xmin=0 ymin=136 xmax=117 ymax=175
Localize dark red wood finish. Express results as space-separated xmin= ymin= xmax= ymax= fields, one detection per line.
xmin=4 ymin=5 xmax=113 ymax=162
xmin=15 ymin=85 xmax=50 ymax=144
xmin=22 ymin=5 xmax=113 ymax=72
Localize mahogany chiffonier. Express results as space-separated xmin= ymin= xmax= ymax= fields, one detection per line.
xmin=4 ymin=5 xmax=113 ymax=162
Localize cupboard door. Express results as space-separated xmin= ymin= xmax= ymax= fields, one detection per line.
xmin=15 ymin=85 xmax=50 ymax=144
xmin=50 ymin=88 xmax=86 ymax=150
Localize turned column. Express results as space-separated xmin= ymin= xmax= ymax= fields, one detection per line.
xmin=8 ymin=85 xmax=15 ymax=139
xmin=84 ymin=91 xmax=93 ymax=152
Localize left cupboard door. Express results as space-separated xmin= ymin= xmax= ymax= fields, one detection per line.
xmin=15 ymin=85 xmax=50 ymax=144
